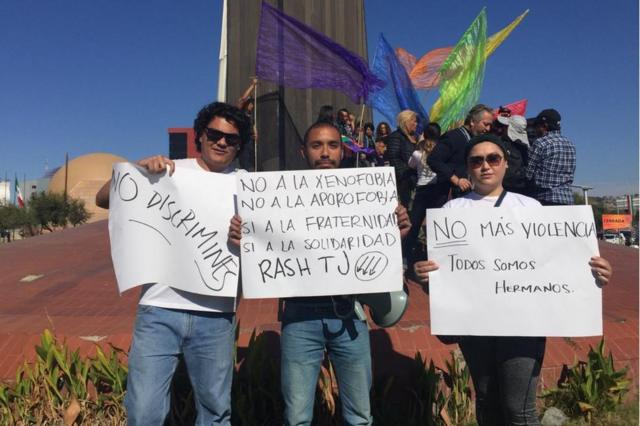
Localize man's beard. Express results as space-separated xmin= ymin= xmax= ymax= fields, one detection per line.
xmin=312 ymin=158 xmax=338 ymax=168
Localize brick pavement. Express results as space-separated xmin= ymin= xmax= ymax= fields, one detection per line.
xmin=0 ymin=220 xmax=637 ymax=395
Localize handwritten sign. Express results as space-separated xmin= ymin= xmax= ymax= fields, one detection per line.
xmin=108 ymin=163 xmax=239 ymax=297
xmin=237 ymin=168 xmax=403 ymax=298
xmin=426 ymin=206 xmax=602 ymax=337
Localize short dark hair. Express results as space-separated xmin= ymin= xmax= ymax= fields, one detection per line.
xmin=302 ymin=121 xmax=341 ymax=146
xmin=316 ymin=105 xmax=334 ymax=123
xmin=423 ymin=122 xmax=441 ymax=141
xmin=464 ymin=133 xmax=508 ymax=160
xmin=364 ymin=122 xmax=374 ymax=132
xmin=194 ymin=102 xmax=250 ymax=153
xmin=464 ymin=104 xmax=493 ymax=125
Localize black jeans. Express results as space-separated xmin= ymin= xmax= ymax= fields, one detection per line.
xmin=403 ymin=183 xmax=449 ymax=267
xmin=459 ymin=336 xmax=546 ymax=426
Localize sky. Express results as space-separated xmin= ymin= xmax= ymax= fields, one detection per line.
xmin=1 ymin=0 xmax=638 ymax=196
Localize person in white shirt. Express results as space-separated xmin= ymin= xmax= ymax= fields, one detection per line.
xmin=413 ymin=133 xmax=612 ymax=425
xmin=404 ymin=122 xmax=449 ymax=274
xmin=96 ymin=102 xmax=250 ymax=426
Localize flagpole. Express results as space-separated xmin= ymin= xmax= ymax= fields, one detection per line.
xmin=64 ymin=153 xmax=69 ymax=204
xmin=253 ymin=78 xmax=258 ymax=172
xmin=356 ymin=103 xmax=366 ymax=168
xmin=23 ymin=173 xmax=26 ymax=206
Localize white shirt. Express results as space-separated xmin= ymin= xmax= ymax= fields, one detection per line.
xmin=408 ymin=150 xmax=437 ymax=186
xmin=443 ymin=190 xmax=542 ymax=208
xmin=138 ymin=158 xmax=240 ymax=313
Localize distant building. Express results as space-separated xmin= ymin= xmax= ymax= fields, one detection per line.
xmin=24 ymin=178 xmax=51 ymax=201
xmin=615 ymin=194 xmax=639 ymax=213
xmin=0 ymin=181 xmax=10 ymax=205
xmin=168 ymin=128 xmax=198 ymax=160
xmin=48 ymin=153 xmax=127 ymax=222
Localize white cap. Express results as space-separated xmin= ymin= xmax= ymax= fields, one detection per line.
xmin=497 ymin=115 xmax=529 ymax=146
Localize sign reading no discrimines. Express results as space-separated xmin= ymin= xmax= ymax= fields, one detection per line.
xmin=237 ymin=168 xmax=403 ymax=298
xmin=108 ymin=163 xmax=239 ymax=297
xmin=426 ymin=206 xmax=602 ymax=337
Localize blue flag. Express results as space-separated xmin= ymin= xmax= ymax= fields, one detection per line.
xmin=368 ymin=34 xmax=428 ymax=127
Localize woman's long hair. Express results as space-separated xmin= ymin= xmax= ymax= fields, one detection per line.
xmin=375 ymin=121 xmax=390 ymax=139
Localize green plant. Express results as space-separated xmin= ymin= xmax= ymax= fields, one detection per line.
xmin=0 ymin=329 xmax=128 ymax=424
xmin=90 ymin=344 xmax=128 ymax=420
xmin=406 ymin=352 xmax=447 ymax=426
xmin=441 ymin=350 xmax=473 ymax=424
xmin=25 ymin=191 xmax=91 ymax=233
xmin=542 ymin=339 xmax=630 ymax=421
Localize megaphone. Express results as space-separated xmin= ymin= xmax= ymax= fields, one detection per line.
xmin=354 ymin=285 xmax=409 ymax=328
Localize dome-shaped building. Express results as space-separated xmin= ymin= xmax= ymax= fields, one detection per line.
xmin=48 ymin=153 xmax=127 ymax=222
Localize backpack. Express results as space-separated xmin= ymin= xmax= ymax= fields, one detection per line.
xmin=502 ymin=137 xmax=528 ymax=192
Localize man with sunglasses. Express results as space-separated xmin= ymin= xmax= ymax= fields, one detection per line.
xmin=96 ymin=102 xmax=249 ymax=426
xmin=229 ymin=121 xmax=411 ymax=425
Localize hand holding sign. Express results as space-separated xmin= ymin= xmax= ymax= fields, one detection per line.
xmin=137 ymin=155 xmax=176 ymax=176
xmin=236 ymin=168 xmax=403 ymax=298
xmin=426 ymin=206 xmax=603 ymax=337
xmin=109 ymin=162 xmax=239 ymax=297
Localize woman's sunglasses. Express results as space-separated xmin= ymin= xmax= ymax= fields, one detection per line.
xmin=468 ymin=153 xmax=503 ymax=169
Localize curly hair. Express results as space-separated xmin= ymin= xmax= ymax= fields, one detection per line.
xmin=193 ymin=102 xmax=251 ymax=153
xmin=376 ymin=121 xmax=390 ymax=138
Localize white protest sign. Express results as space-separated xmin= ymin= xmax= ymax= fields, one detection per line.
xmin=108 ymin=162 xmax=239 ymax=297
xmin=426 ymin=206 xmax=602 ymax=337
xmin=237 ymin=167 xmax=403 ymax=298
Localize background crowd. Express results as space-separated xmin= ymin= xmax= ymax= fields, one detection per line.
xmin=312 ymin=103 xmax=576 ymax=275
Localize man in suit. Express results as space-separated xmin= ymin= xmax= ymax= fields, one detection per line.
xmin=427 ymin=104 xmax=494 ymax=202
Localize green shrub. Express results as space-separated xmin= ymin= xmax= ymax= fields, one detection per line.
xmin=5 ymin=331 xmax=630 ymax=425
xmin=441 ymin=350 xmax=473 ymax=425
xmin=541 ymin=339 xmax=630 ymax=422
xmin=0 ymin=329 xmax=126 ymax=424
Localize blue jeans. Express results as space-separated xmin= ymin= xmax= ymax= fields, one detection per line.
xmin=124 ymin=305 xmax=235 ymax=426
xmin=280 ymin=301 xmax=372 ymax=426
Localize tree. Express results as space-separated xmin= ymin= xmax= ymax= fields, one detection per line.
xmin=27 ymin=192 xmax=91 ymax=232
xmin=67 ymin=198 xmax=91 ymax=227
xmin=28 ymin=192 xmax=68 ymax=232
xmin=0 ymin=204 xmax=29 ymax=230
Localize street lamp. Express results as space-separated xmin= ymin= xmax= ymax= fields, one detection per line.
xmin=571 ymin=185 xmax=593 ymax=205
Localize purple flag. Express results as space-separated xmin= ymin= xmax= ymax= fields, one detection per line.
xmin=256 ymin=1 xmax=384 ymax=103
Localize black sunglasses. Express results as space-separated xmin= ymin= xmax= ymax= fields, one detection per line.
xmin=468 ymin=153 xmax=503 ymax=169
xmin=204 ymin=128 xmax=242 ymax=147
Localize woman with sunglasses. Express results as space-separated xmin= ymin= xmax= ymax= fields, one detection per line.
xmin=413 ymin=133 xmax=613 ymax=425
